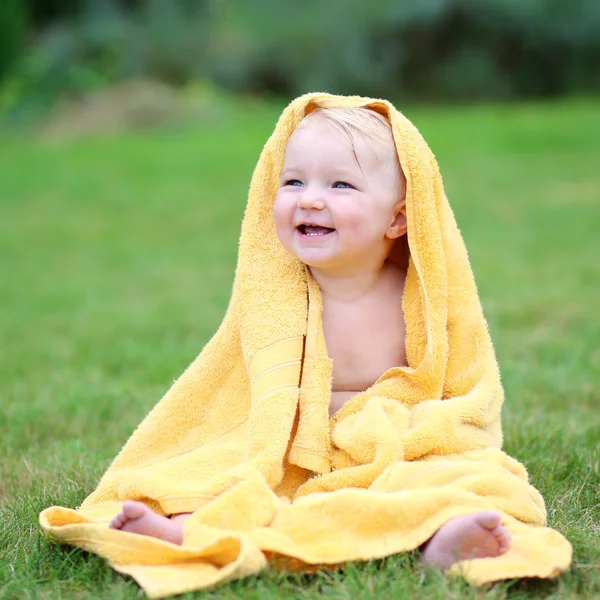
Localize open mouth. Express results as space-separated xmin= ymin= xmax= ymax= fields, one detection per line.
xmin=297 ymin=224 xmax=336 ymax=237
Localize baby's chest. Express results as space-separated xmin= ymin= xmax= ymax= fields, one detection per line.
xmin=323 ymin=305 xmax=407 ymax=391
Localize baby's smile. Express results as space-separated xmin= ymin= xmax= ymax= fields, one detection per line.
xmin=297 ymin=223 xmax=336 ymax=237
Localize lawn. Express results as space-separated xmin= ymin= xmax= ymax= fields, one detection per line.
xmin=0 ymin=98 xmax=599 ymax=599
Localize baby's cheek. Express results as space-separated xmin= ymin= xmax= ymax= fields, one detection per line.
xmin=274 ymin=192 xmax=294 ymax=214
xmin=273 ymin=198 xmax=295 ymax=246
xmin=343 ymin=215 xmax=386 ymax=249
xmin=273 ymin=198 xmax=288 ymax=226
xmin=338 ymin=209 xmax=368 ymax=234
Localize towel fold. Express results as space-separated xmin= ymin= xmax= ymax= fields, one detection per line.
xmin=40 ymin=93 xmax=572 ymax=598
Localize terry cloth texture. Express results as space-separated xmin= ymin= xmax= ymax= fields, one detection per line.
xmin=40 ymin=93 xmax=572 ymax=598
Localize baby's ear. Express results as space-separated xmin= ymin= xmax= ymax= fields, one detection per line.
xmin=386 ymin=204 xmax=407 ymax=239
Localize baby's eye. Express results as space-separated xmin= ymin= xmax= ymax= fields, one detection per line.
xmin=284 ymin=179 xmax=303 ymax=187
xmin=333 ymin=181 xmax=353 ymax=189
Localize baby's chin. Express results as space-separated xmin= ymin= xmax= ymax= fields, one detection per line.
xmin=279 ymin=230 xmax=373 ymax=272
xmin=293 ymin=249 xmax=354 ymax=275
xmin=285 ymin=244 xmax=339 ymax=269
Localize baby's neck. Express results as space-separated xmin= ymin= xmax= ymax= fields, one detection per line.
xmin=309 ymin=260 xmax=393 ymax=302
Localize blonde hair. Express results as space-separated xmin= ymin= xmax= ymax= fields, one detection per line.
xmin=300 ymin=107 xmax=395 ymax=160
xmin=299 ymin=106 xmax=404 ymax=184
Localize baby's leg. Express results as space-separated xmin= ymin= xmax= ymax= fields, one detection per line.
xmin=109 ymin=501 xmax=191 ymax=545
xmin=420 ymin=511 xmax=511 ymax=568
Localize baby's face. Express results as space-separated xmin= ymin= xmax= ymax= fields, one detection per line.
xmin=274 ymin=116 xmax=405 ymax=274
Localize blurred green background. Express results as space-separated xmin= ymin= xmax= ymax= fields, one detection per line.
xmin=1 ymin=0 xmax=600 ymax=124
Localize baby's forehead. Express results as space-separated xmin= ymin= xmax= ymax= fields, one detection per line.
xmin=289 ymin=116 xmax=399 ymax=170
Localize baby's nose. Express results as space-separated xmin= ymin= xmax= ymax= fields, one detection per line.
xmin=297 ymin=187 xmax=326 ymax=210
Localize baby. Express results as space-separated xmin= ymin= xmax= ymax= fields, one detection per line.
xmin=109 ymin=107 xmax=511 ymax=569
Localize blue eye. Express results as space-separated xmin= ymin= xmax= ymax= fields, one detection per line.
xmin=333 ymin=181 xmax=352 ymax=189
xmin=285 ymin=179 xmax=303 ymax=187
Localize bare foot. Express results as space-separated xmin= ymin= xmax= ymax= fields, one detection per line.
xmin=109 ymin=501 xmax=184 ymax=545
xmin=421 ymin=511 xmax=511 ymax=569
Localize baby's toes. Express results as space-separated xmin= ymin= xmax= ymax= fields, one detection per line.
xmin=494 ymin=525 xmax=512 ymax=554
xmin=109 ymin=512 xmax=126 ymax=530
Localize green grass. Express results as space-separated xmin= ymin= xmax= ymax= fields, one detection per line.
xmin=1 ymin=98 xmax=599 ymax=599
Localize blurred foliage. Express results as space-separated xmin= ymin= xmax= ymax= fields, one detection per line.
xmin=210 ymin=0 xmax=600 ymax=100
xmin=1 ymin=0 xmax=600 ymax=121
xmin=0 ymin=0 xmax=211 ymax=122
xmin=0 ymin=0 xmax=27 ymax=81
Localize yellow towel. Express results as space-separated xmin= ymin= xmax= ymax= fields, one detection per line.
xmin=39 ymin=92 xmax=572 ymax=598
